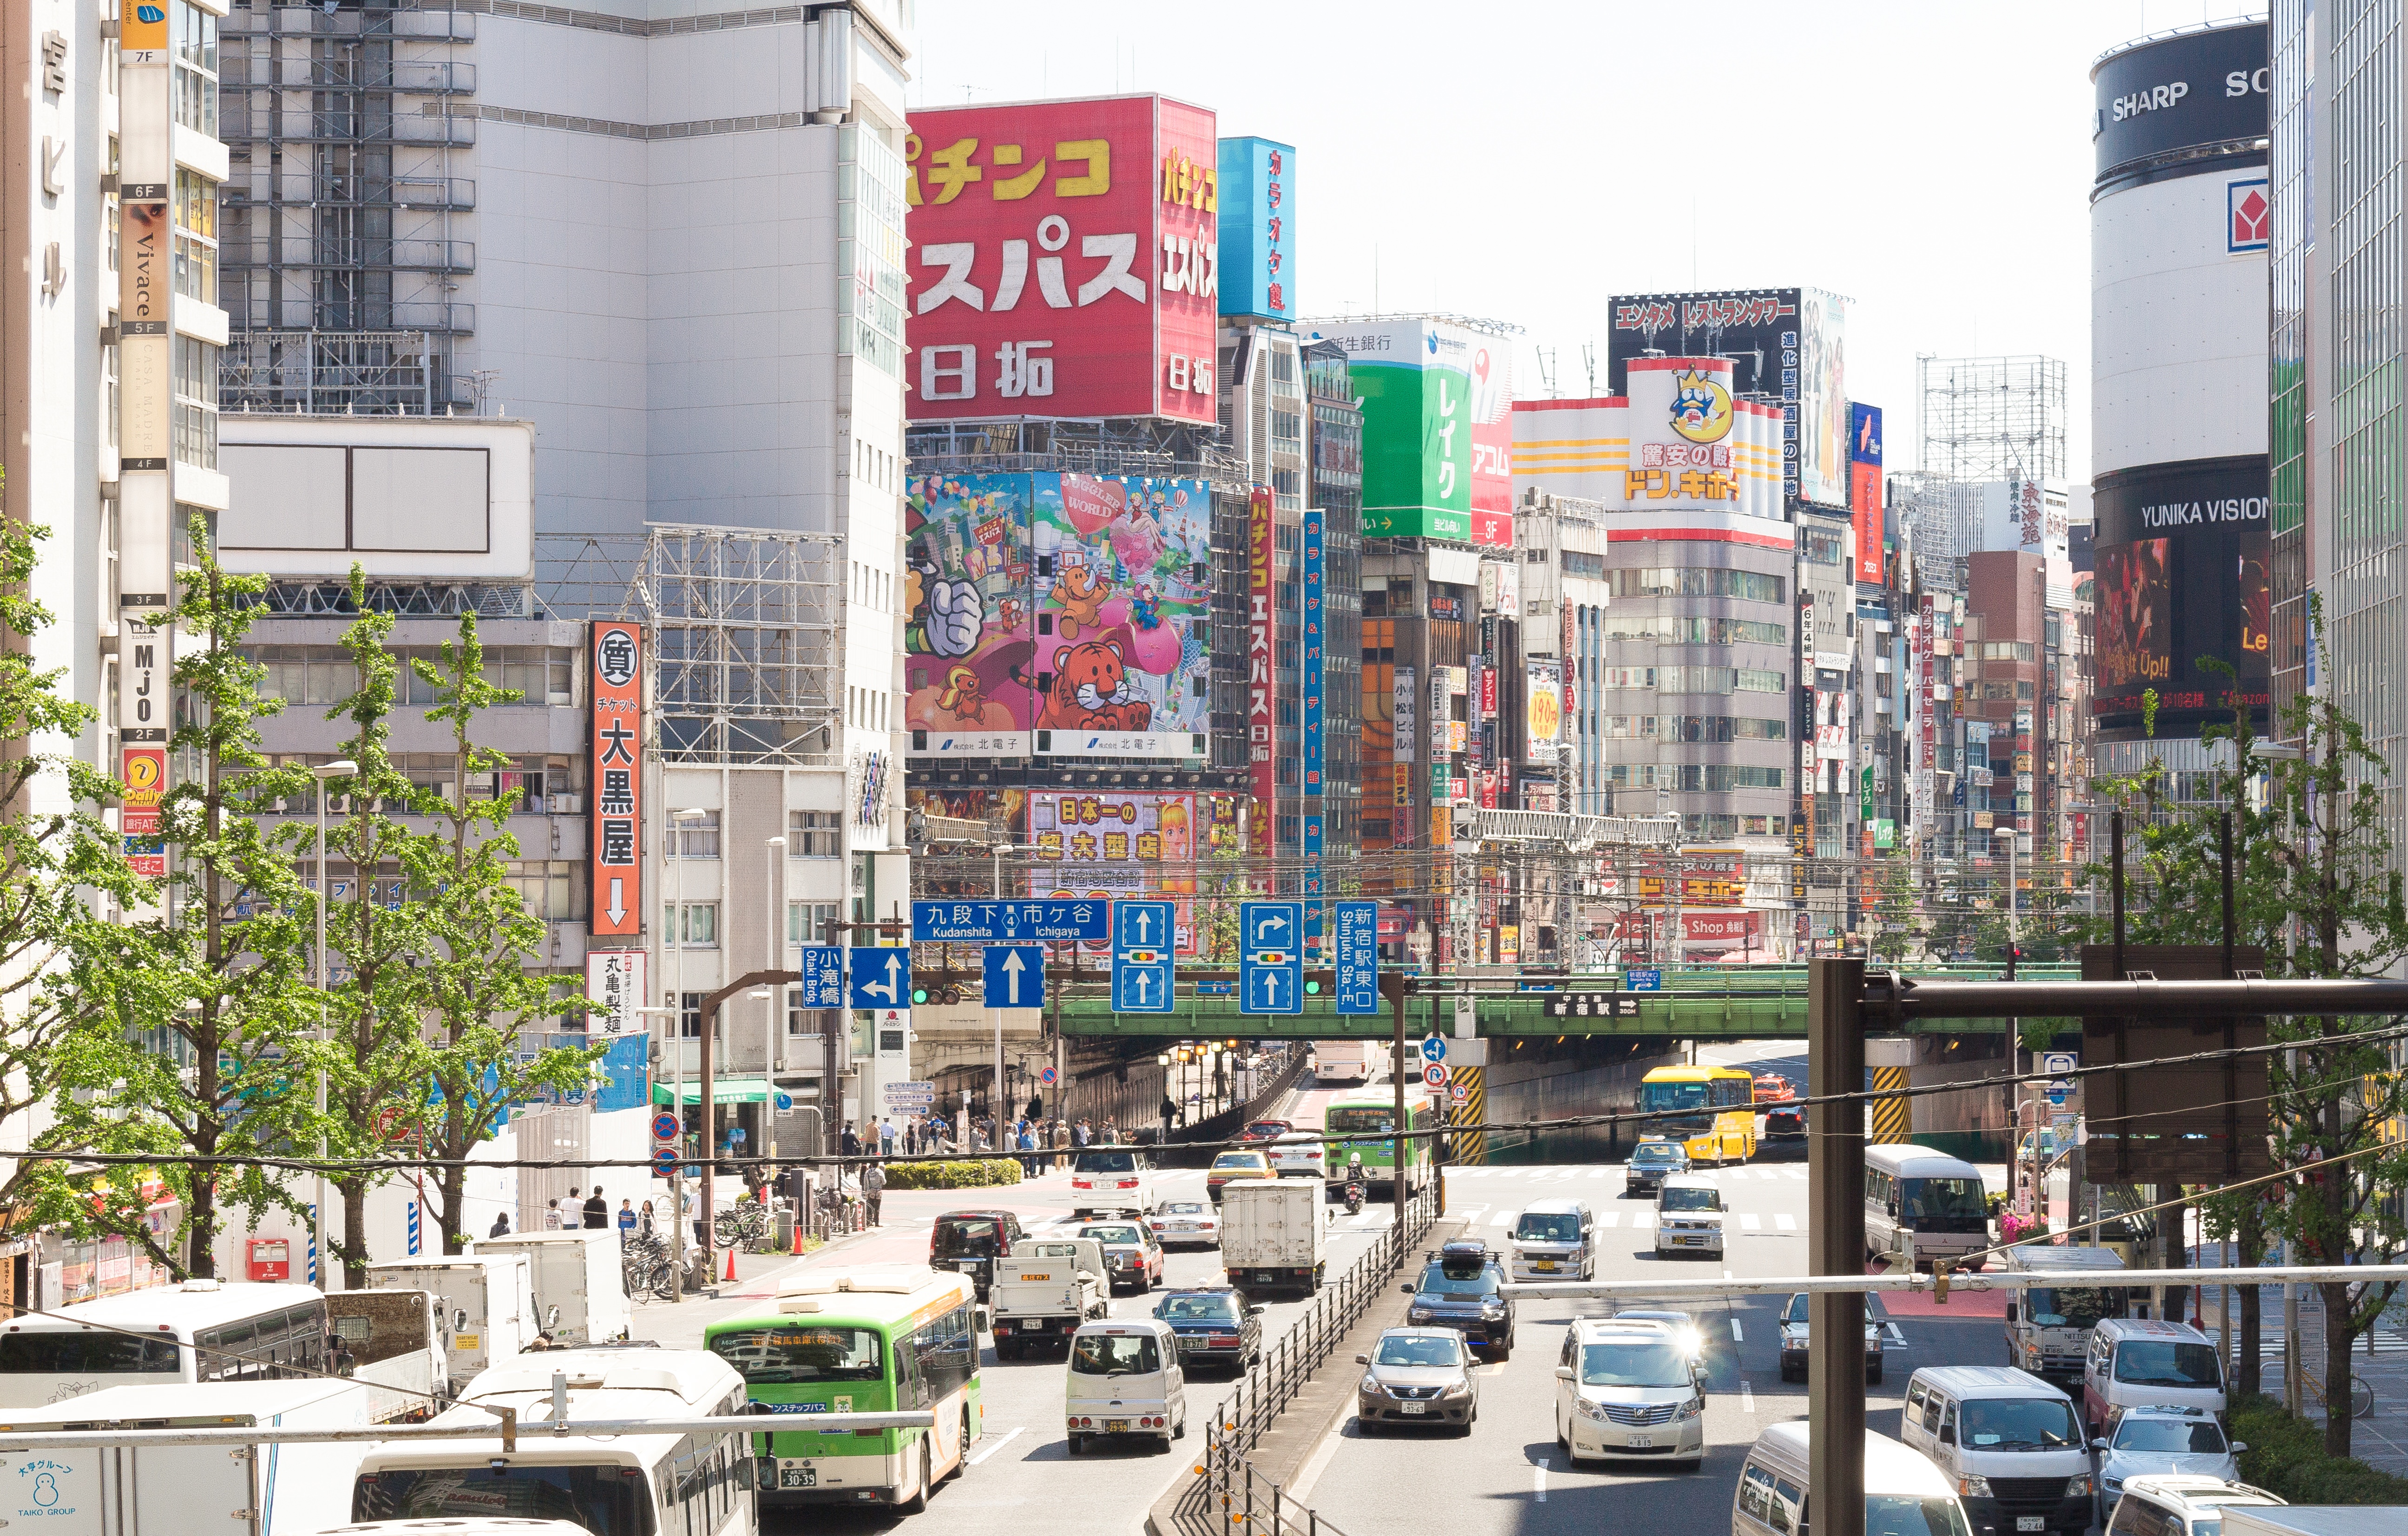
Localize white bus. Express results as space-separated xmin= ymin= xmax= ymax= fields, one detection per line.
xmin=1312 ymin=1040 xmax=1376 ymax=1085
xmin=1864 ymin=1144 xmax=1992 ymax=1269
xmin=0 ymin=1279 xmax=330 ymax=1410
xmin=351 ymin=1347 xmax=754 ymax=1536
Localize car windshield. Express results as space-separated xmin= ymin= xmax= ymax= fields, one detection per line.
xmin=2023 ymin=1286 xmax=2126 ymax=1331
xmin=1865 ymin=1495 xmax=1973 ymax=1536
xmin=1514 ymin=1213 xmax=1582 ymax=1242
xmin=1783 ymin=1293 xmax=1890 ymax=1325
xmin=931 ymin=1217 xmax=1004 ymax=1260
xmin=353 ymin=1466 xmax=647 ymax=1536
xmin=1416 ymin=1263 xmax=1498 ymax=1298
xmin=1660 ymin=1186 xmax=1722 ymax=1212
xmin=1961 ymin=1397 xmax=2082 ymax=1449
xmin=709 ymin=1325 xmax=882 ymax=1384
xmin=1903 ymin=1177 xmax=1987 ymax=1222
xmin=1212 ymin=1153 xmax=1266 ymax=1170
xmin=1247 ymin=1123 xmax=1289 ymax=1138
xmin=1071 ymin=1333 xmax=1161 ymax=1375
xmin=1081 ymin=1225 xmax=1142 ymax=1247
xmin=1158 ymin=1295 xmax=1240 ymax=1322
xmin=1375 ymin=1335 xmax=1464 ymax=1367
xmin=1578 ymin=1338 xmax=1692 ymax=1387
xmin=2114 ymin=1418 xmax=2227 ymax=1454
xmin=1162 ymin=1203 xmax=1207 ymax=1216
xmin=1632 ymin=1144 xmax=1682 ymax=1163
xmin=1076 ymin=1151 xmax=1140 ymax=1174
xmin=2113 ymin=1340 xmax=2222 ymax=1389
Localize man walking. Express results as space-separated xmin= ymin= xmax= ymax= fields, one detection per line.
xmin=581 ymin=1185 xmax=608 ymax=1229
xmin=860 ymin=1159 xmax=885 ymax=1227
xmin=879 ymin=1118 xmax=897 ymax=1157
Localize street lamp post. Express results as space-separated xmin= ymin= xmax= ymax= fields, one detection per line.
xmin=989 ymin=844 xmax=1016 ymax=1155
xmin=310 ymin=758 xmax=359 ymax=1293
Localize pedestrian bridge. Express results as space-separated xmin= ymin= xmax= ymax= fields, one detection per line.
xmin=1052 ymin=963 xmax=2072 ymax=1039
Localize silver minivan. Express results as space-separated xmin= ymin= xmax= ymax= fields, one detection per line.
xmin=1509 ymin=1198 xmax=1595 ymax=1281
xmin=1901 ymin=1366 xmax=2094 ymax=1536
xmin=1733 ymin=1420 xmax=1973 ymax=1536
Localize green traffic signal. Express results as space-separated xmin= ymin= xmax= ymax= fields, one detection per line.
xmin=912 ymin=987 xmax=929 ymax=1005
xmin=1305 ymin=979 xmax=1322 ymax=994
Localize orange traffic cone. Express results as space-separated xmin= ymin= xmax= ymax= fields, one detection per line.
xmin=723 ymin=1244 xmax=737 ymax=1283
xmin=791 ymin=1220 xmax=805 ymax=1256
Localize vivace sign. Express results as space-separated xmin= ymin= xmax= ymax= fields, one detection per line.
xmin=906 ymin=93 xmax=1219 ymax=424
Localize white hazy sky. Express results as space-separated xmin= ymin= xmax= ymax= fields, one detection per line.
xmin=913 ymin=0 xmax=2271 ymax=485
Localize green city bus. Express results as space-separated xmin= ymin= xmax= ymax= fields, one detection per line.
xmin=1324 ymin=1087 xmax=1435 ymax=1195
xmin=704 ymin=1270 xmax=981 ymax=1516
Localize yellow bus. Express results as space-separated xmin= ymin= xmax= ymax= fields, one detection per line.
xmin=1638 ymin=1064 xmax=1758 ymax=1165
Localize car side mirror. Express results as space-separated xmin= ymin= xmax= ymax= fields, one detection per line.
xmin=1400 ymin=1283 xmax=1414 ymax=1295
xmin=2091 ymin=1438 xmax=2109 ymax=1451
xmin=547 ymin=1305 xmax=561 ymax=1328
xmin=2005 ymin=1302 xmax=2018 ymax=1322
xmin=1355 ymin=1353 xmax=1370 ymax=1365
xmin=1248 ymin=1305 xmax=1266 ymax=1316
xmin=454 ymin=1309 xmax=469 ymax=1332
xmin=2231 ymin=1442 xmax=2248 ymax=1453
xmin=1554 ymin=1366 xmax=1575 ymax=1381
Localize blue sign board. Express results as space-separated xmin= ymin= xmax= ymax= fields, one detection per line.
xmin=1624 ymin=967 xmax=1664 ymax=993
xmin=1334 ymin=900 xmax=1379 ymax=1015
xmin=653 ymin=1148 xmax=680 ymax=1175
xmin=1112 ymin=899 xmax=1176 ymax=1015
xmin=651 ymin=1112 xmax=681 ymax=1142
xmin=1419 ymin=1035 xmax=1447 ymax=1064
xmin=1240 ymin=901 xmax=1304 ymax=1015
xmin=912 ymin=899 xmax=1110 ymax=943
xmin=1217 ymin=135 xmax=1296 ymax=322
xmin=982 ymin=944 xmax=1047 ymax=1009
xmin=797 ymin=946 xmax=846 ymax=1008
xmin=775 ymin=1092 xmax=794 ymax=1112
xmin=848 ymin=947 xmax=912 ymax=1010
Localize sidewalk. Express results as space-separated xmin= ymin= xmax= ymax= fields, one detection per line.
xmin=2191 ymin=1243 xmax=2408 ymax=1476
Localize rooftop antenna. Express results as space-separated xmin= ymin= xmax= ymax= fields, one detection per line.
xmin=1535 ymin=346 xmax=1557 ymax=399
xmin=1581 ymin=341 xmax=1597 ymax=396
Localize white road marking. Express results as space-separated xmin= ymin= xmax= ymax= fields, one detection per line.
xmin=1775 ymin=1213 xmax=1798 ymax=1230
xmin=1730 ymin=1319 xmax=1744 ymax=1342
xmin=1740 ymin=1213 xmax=1762 ymax=1230
xmin=1632 ymin=1211 xmax=1656 ymax=1229
xmin=1887 ymin=1323 xmax=1908 ymax=1346
xmin=1534 ymin=1458 xmax=1549 ymax=1503
xmin=1491 ymin=1209 xmax=1515 ymax=1227
xmin=1785 ymin=1167 xmax=1807 ymax=1179
xmin=967 ymin=1426 xmax=1024 ymax=1465
xmin=1740 ymin=1379 xmax=1755 ymax=1413
xmin=1599 ymin=1211 xmax=1620 ymax=1228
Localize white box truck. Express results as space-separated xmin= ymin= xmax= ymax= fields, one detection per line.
xmin=328 ymin=1288 xmax=451 ymax=1421
xmin=1219 ymin=1180 xmax=1327 ymax=1295
xmin=0 ymin=1378 xmax=370 ymax=1536
xmin=468 ymin=1228 xmax=632 ymax=1346
xmin=365 ymin=1255 xmax=536 ymax=1388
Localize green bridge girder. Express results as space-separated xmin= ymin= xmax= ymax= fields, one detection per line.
xmin=1053 ymin=964 xmax=2076 ymax=1040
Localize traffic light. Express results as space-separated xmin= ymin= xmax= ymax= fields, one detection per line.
xmin=912 ymin=985 xmax=930 ymax=1005
xmin=1304 ymin=978 xmax=1322 ymax=994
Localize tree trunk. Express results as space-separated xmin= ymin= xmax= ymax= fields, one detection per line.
xmin=2320 ymin=1278 xmax=2356 ymax=1457
xmin=438 ymin=1150 xmax=471 ymax=1255
xmin=2237 ymin=1201 xmax=2263 ymax=1397
xmin=342 ymin=1176 xmax=371 ymax=1292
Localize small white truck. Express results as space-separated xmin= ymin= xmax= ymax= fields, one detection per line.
xmin=991 ymin=1236 xmax=1111 ymax=1360
xmin=468 ymin=1228 xmax=632 ymax=1346
xmin=328 ymin=1287 xmax=451 ymax=1421
xmin=1219 ymin=1180 xmax=1328 ymax=1296
xmin=0 ymin=1378 xmax=371 ymax=1536
xmin=365 ymin=1254 xmax=536 ymax=1389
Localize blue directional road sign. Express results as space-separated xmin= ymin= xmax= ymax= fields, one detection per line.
xmin=1240 ymin=901 xmax=1304 ymax=1015
xmin=1112 ymin=899 xmax=1175 ymax=1014
xmin=1624 ymin=967 xmax=1664 ymax=993
xmin=797 ymin=946 xmax=846 ymax=1008
xmin=982 ymin=944 xmax=1047 ymax=1008
xmin=1334 ymin=901 xmax=1379 ymax=1015
xmin=1419 ymin=1035 xmax=1447 ymax=1064
xmin=848 ymin=947 xmax=912 ymax=1011
xmin=913 ymin=899 xmax=1110 ymax=943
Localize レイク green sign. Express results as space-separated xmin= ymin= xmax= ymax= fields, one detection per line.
xmin=1306 ymin=318 xmax=1473 ymax=542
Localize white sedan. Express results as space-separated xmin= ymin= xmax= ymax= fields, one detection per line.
xmin=1148 ymin=1199 xmax=1221 ymax=1249
xmin=1070 ymin=1149 xmax=1155 ymax=1217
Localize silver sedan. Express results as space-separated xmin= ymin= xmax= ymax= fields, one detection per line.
xmin=1355 ymin=1327 xmax=1479 ymax=1435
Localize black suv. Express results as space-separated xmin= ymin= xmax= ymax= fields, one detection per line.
xmin=1153 ymin=1287 xmax=1264 ymax=1373
xmin=930 ymin=1209 xmax=1028 ymax=1302
xmin=1398 ymin=1240 xmax=1516 ymax=1358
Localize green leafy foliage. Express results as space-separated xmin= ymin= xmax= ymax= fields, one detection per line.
xmin=880 ymin=1158 xmax=1024 ymax=1190
xmin=2230 ymin=1394 xmax=2408 ymax=1503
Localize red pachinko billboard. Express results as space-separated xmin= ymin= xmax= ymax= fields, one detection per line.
xmin=588 ymin=621 xmax=644 ymax=941
xmin=906 ymin=93 xmax=1219 ymax=425
xmin=1248 ymin=486 xmax=1275 ymax=854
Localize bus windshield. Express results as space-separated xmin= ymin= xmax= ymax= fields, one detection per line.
xmin=1326 ymin=1107 xmax=1402 ymax=1135
xmin=1903 ymin=1178 xmax=1986 ymax=1223
xmin=1639 ymin=1082 xmax=1708 ymax=1113
xmin=709 ymin=1325 xmax=883 ymax=1385
xmin=353 ymin=1465 xmax=650 ymax=1536
xmin=2023 ymin=1287 xmax=2125 ymax=1331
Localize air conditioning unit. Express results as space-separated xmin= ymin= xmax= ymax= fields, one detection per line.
xmin=324 ymin=795 xmax=352 ymax=814
xmin=549 ymin=794 xmax=580 ymax=814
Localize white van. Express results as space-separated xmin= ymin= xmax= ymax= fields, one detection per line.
xmin=1866 ymin=1145 xmax=1993 ymax=1269
xmin=1064 ymin=1318 xmax=1186 ymax=1454
xmin=1656 ymin=1174 xmax=1728 ymax=1260
xmin=1734 ymin=1420 xmax=1974 ymax=1536
xmin=1508 ymin=1199 xmax=1595 ymax=1281
xmin=1998 ymin=1242 xmax=2130 ymax=1382
xmin=1900 ymin=1366 xmax=2094 ymax=1536
xmin=2083 ymin=1319 xmax=2225 ymax=1432
xmin=467 ymin=1228 xmax=632 ymax=1346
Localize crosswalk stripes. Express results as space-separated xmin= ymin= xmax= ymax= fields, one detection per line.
xmin=1599 ymin=1211 xmax=1619 ymax=1227
xmin=1775 ymin=1213 xmax=1797 ymax=1230
xmin=1739 ymin=1213 xmax=1762 ymax=1230
xmin=1490 ymin=1209 xmax=1514 ymax=1227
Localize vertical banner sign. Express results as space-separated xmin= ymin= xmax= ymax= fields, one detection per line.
xmin=588 ymin=621 xmax=645 ymax=939
xmin=120 ymin=0 xmax=177 ymax=879
xmin=1849 ymin=404 xmax=1884 ymax=583
xmin=1216 ymin=136 xmax=1293 ymax=322
xmin=585 ymin=950 xmax=646 ymax=1036
xmin=1301 ymin=508 xmax=1325 ymax=856
xmin=1247 ymin=487 xmax=1276 ymax=855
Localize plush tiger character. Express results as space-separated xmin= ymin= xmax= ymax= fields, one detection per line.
xmin=1036 ymin=639 xmax=1152 ymax=732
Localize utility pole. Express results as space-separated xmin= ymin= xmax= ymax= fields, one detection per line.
xmin=1808 ymin=958 xmax=1868 ymax=1536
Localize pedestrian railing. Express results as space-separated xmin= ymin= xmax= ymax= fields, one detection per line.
xmin=1164 ymin=1192 xmax=1434 ymax=1536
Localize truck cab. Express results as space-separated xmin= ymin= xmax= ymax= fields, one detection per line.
xmin=991 ymin=1237 xmax=1109 ymax=1360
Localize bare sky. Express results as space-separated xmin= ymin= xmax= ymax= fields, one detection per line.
xmin=915 ymin=1 xmax=2272 ymax=485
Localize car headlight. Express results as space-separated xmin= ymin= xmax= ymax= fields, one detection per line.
xmin=2065 ymin=1476 xmax=2093 ymax=1498
xmin=1482 ymin=1302 xmax=1506 ymax=1318
xmin=1958 ymin=1475 xmax=1993 ymax=1498
xmin=1408 ymin=1308 xmax=1433 ymax=1324
xmin=1677 ymin=1396 xmax=1705 ymax=1421
xmin=1361 ymin=1374 xmax=1381 ymax=1394
xmin=1575 ymin=1397 xmax=1610 ymax=1422
xmin=1443 ymin=1379 xmax=1473 ymax=1397
xmin=2101 ymin=1476 xmax=2123 ymax=1492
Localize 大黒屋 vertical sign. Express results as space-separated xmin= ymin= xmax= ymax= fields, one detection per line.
xmin=1300 ymin=507 xmax=1325 ymax=856
xmin=589 ymin=621 xmax=645 ymax=940
xmin=1247 ymin=487 xmax=1276 ymax=856
xmin=119 ymin=0 xmax=177 ymax=879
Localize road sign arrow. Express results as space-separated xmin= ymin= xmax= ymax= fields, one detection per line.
xmin=1130 ymin=969 xmax=1153 ymax=1006
xmin=1132 ymin=907 xmax=1155 ymax=945
xmin=1001 ymin=948 xmax=1026 ymax=1005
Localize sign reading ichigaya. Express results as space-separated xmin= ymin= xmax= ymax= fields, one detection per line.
xmin=588 ymin=621 xmax=644 ymax=939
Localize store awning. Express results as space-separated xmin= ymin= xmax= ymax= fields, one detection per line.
xmin=651 ymin=1078 xmax=774 ymax=1106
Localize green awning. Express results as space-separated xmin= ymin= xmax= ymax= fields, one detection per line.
xmin=651 ymin=1078 xmax=774 ymax=1106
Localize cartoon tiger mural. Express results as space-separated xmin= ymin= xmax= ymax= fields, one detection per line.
xmin=1035 ymin=639 xmax=1153 ymax=732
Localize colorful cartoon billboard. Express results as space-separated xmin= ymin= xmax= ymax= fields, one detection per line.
xmin=905 ymin=471 xmax=1211 ymax=761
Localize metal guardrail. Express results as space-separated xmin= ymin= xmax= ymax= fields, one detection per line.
xmin=1168 ymin=1192 xmax=1435 ymax=1536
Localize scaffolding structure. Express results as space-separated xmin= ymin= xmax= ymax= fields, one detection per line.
xmin=1915 ymin=355 xmax=2067 ymax=484
xmin=221 ymin=330 xmax=442 ymax=416
xmin=537 ymin=527 xmax=844 ymax=768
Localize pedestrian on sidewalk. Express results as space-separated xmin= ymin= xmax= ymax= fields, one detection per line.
xmin=581 ymin=1186 xmax=608 ymax=1229
xmin=489 ymin=1210 xmax=511 ymax=1239
xmin=617 ymin=1198 xmax=636 ymax=1238
xmin=861 ymin=1160 xmax=885 ymax=1226
xmin=636 ymin=1200 xmax=656 ymax=1239
xmin=543 ymin=1198 xmax=563 ymax=1230
xmin=880 ymin=1118 xmax=897 ymax=1157
xmin=840 ymin=1123 xmax=861 ymax=1159
xmin=1052 ymin=1117 xmax=1071 ymax=1170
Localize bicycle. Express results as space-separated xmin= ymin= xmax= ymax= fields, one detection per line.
xmin=2298 ymin=1363 xmax=2377 ymax=1420
xmin=714 ymin=1200 xmax=773 ymax=1249
xmin=621 ymin=1233 xmax=680 ymax=1301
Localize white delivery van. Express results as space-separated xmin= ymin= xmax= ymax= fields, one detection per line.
xmin=1866 ymin=1144 xmax=1994 ymax=1270
xmin=1998 ymin=1242 xmax=2130 ymax=1383
xmin=1733 ymin=1420 xmax=1974 ymax=1536
xmin=1900 ymin=1366 xmax=2094 ymax=1536
xmin=467 ymin=1229 xmax=632 ymax=1346
xmin=2083 ymin=1319 xmax=2226 ymax=1432
xmin=1509 ymin=1198 xmax=1596 ymax=1282
xmin=366 ymin=1255 xmax=536 ymax=1387
xmin=0 ymin=1377 xmax=372 ymax=1536
xmin=1065 ymin=1318 xmax=1186 ymax=1454
xmin=328 ymin=1289 xmax=452 ymax=1421
xmin=1218 ymin=1180 xmax=1327 ymax=1295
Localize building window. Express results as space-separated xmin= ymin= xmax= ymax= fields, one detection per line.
xmin=173 ymin=335 xmax=218 ymax=470
xmin=788 ymin=810 xmax=840 ymax=857
xmin=664 ymin=902 xmax=718 ymax=948
xmin=506 ymin=861 xmax=581 ymax=922
xmin=672 ymin=810 xmax=720 ymax=859
xmin=787 ymin=900 xmax=838 ymax=947
xmin=173 ymin=168 xmax=217 ymax=304
xmin=172 ymin=0 xmax=217 ymax=137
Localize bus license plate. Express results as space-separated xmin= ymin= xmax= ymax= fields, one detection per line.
xmin=781 ymin=1468 xmax=818 ymax=1489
